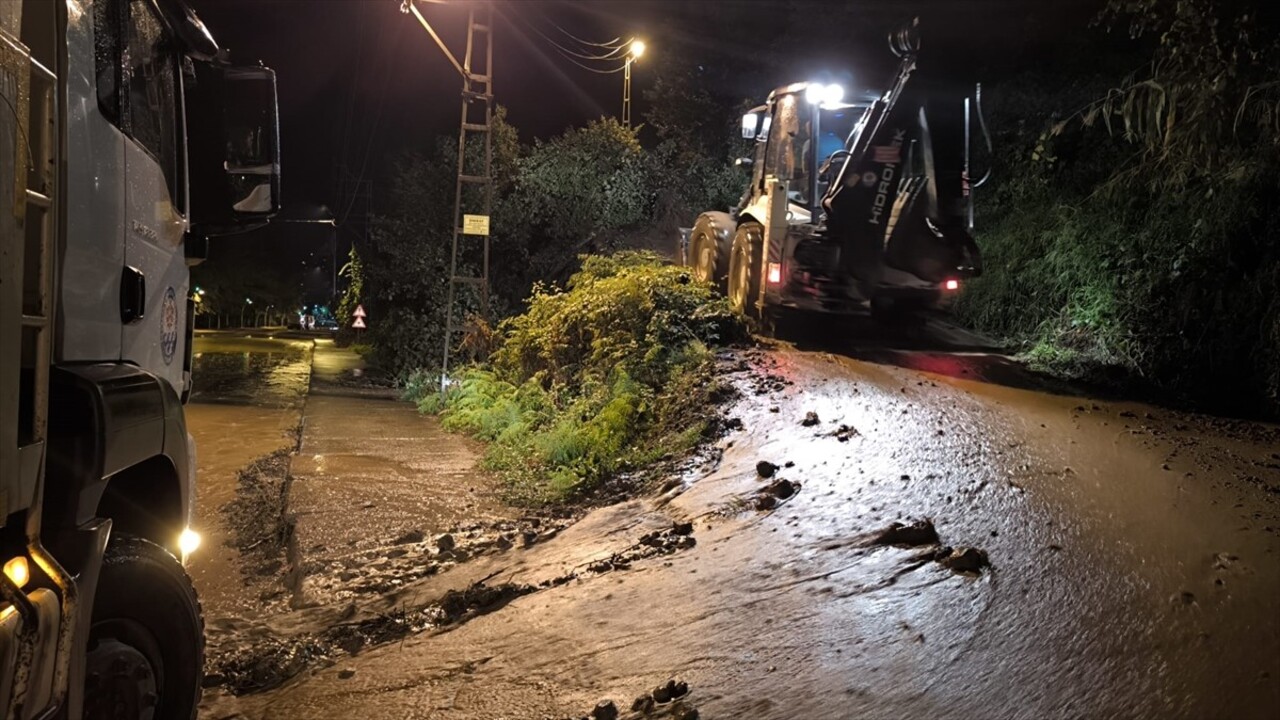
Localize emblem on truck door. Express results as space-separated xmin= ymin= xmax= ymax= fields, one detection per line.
xmin=162 ymin=287 xmax=178 ymax=364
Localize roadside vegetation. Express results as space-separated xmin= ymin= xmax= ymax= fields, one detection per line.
xmin=345 ymin=112 xmax=743 ymax=379
xmin=957 ymin=0 xmax=1280 ymax=416
xmin=405 ymin=252 xmax=745 ymax=503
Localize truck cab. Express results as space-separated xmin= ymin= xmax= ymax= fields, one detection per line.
xmin=1 ymin=1 xmax=279 ymax=717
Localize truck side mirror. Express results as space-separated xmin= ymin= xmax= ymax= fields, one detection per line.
xmin=741 ymin=112 xmax=760 ymax=140
xmin=186 ymin=62 xmax=281 ymax=236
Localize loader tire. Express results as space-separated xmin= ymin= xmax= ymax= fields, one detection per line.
xmin=85 ymin=535 xmax=204 ymax=720
xmin=690 ymin=213 xmax=734 ymax=293
xmin=728 ymin=222 xmax=764 ymax=319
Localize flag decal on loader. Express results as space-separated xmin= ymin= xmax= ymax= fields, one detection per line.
xmin=872 ymin=145 xmax=902 ymax=164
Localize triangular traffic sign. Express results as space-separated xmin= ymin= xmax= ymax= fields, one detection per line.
xmin=353 ymin=304 xmax=367 ymax=318
xmin=352 ymin=317 xmax=366 ymax=329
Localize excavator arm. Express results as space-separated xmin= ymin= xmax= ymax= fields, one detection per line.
xmin=823 ymin=19 xmax=982 ymax=289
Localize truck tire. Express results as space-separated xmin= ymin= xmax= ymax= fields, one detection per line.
xmin=728 ymin=222 xmax=764 ymax=319
xmin=84 ymin=535 xmax=204 ymax=720
xmin=690 ymin=212 xmax=734 ymax=293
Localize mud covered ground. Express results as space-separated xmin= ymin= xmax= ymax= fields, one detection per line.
xmin=193 ymin=332 xmax=1280 ymax=720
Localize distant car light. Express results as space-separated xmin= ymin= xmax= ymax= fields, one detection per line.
xmin=944 ymin=279 xmax=960 ymax=291
xmin=767 ymin=263 xmax=783 ymax=284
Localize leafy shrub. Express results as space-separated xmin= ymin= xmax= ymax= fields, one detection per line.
xmin=955 ymin=1 xmax=1280 ymax=415
xmin=412 ymin=251 xmax=746 ymax=503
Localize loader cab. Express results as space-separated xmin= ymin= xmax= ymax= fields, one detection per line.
xmin=741 ymin=82 xmax=866 ymax=225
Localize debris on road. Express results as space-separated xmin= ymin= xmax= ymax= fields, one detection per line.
xmin=802 ymin=411 xmax=820 ymax=427
xmin=829 ymin=424 xmax=859 ymax=441
xmin=209 ymin=580 xmax=535 ymax=695
xmin=585 ymin=522 xmax=697 ymax=574
xmin=756 ymin=460 xmax=779 ymax=478
xmin=221 ymin=447 xmax=300 ymax=608
xmin=937 ymin=546 xmax=990 ymax=574
xmin=750 ymin=478 xmax=801 ymax=511
xmin=871 ymin=519 xmax=940 ymax=547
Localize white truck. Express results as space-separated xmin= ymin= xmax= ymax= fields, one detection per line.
xmin=0 ymin=1 xmax=279 ymax=717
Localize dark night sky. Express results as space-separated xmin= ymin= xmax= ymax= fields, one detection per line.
xmin=185 ymin=0 xmax=1108 ymax=290
xmin=187 ymin=0 xmax=1105 ymax=212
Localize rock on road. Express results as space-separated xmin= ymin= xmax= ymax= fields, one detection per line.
xmin=192 ymin=324 xmax=1280 ymax=720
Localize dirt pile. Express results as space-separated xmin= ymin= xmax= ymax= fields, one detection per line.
xmin=207 ymin=580 xmax=534 ymax=696
xmin=221 ymin=447 xmax=300 ymax=608
xmin=870 ymin=519 xmax=991 ymax=575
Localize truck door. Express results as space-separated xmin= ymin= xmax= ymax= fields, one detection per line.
xmin=119 ymin=0 xmax=188 ymax=395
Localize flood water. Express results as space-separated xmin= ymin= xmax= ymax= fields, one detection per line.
xmin=184 ymin=333 xmax=313 ymax=618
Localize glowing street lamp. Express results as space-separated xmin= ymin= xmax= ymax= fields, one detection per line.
xmin=623 ymin=39 xmax=647 ymax=128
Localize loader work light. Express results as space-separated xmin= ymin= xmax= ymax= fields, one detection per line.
xmin=805 ymin=82 xmax=845 ymax=108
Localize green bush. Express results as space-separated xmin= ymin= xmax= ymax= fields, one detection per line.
xmin=956 ymin=60 xmax=1280 ymax=415
xmin=411 ymin=251 xmax=746 ymax=503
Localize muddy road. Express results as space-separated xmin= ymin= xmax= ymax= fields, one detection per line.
xmin=191 ymin=326 xmax=1280 ymax=720
xmin=185 ymin=332 xmax=312 ymax=618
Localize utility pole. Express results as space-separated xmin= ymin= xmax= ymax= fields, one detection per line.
xmin=402 ymin=0 xmax=494 ymax=389
xmin=622 ymin=39 xmax=644 ymax=128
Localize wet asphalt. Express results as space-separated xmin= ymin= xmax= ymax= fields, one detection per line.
xmin=187 ymin=325 xmax=1280 ymax=720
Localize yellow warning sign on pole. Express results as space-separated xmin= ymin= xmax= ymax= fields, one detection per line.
xmin=462 ymin=214 xmax=490 ymax=236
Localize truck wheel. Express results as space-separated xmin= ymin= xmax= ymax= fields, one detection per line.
xmin=85 ymin=535 xmax=204 ymax=720
xmin=728 ymin=223 xmax=764 ymax=319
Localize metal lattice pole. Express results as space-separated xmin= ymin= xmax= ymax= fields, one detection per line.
xmin=402 ymin=0 xmax=494 ymax=390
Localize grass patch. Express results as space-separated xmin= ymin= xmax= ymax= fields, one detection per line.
xmin=406 ymin=251 xmax=745 ymax=504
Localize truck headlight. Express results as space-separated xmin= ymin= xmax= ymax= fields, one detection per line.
xmin=178 ymin=528 xmax=202 ymax=558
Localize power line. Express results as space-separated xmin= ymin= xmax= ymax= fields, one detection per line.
xmin=339 ymin=15 xmax=406 ymax=226
xmin=548 ymin=45 xmax=629 ymax=74
xmin=544 ymin=20 xmax=621 ymax=49
xmin=529 ymin=22 xmax=629 ymax=62
xmin=520 ymin=3 xmax=635 ymax=74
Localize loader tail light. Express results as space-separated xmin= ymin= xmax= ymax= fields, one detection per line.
xmin=767 ymin=263 xmax=782 ymax=285
xmin=944 ymin=279 xmax=960 ymax=291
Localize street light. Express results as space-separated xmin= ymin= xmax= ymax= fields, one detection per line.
xmin=623 ymin=39 xmax=646 ymax=129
